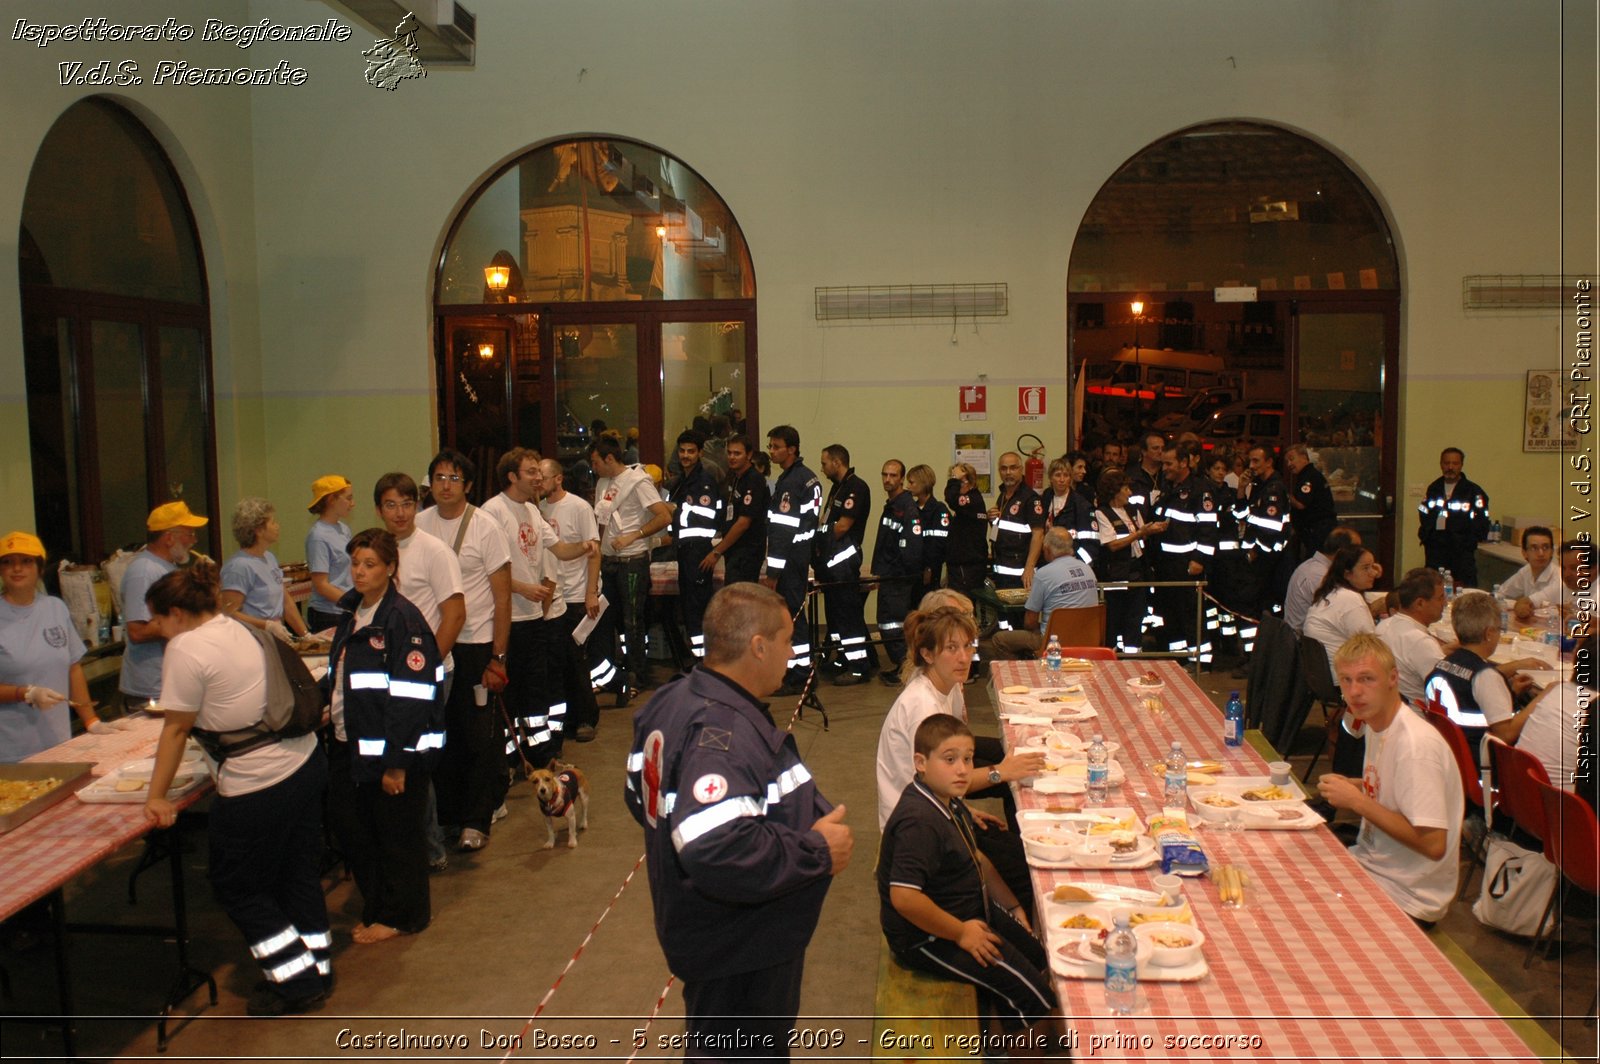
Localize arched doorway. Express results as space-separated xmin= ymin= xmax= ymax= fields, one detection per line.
xmin=19 ymin=97 xmax=217 ymax=563
xmin=435 ymin=137 xmax=756 ymax=499
xmin=1067 ymin=121 xmax=1401 ymax=567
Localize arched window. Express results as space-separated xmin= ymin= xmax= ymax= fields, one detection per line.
xmin=1068 ymin=121 xmax=1401 ymax=565
xmin=435 ymin=136 xmax=755 ymax=492
xmin=19 ymin=98 xmax=216 ymax=562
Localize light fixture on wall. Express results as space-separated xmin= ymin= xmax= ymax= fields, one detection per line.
xmin=484 ymin=264 xmax=510 ymax=292
xmin=476 ymin=342 xmax=495 ymax=361
xmin=1130 ymin=300 xmax=1144 ymax=419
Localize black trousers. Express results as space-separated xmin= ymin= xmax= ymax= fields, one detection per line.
xmin=723 ymin=549 xmax=762 ymax=587
xmin=679 ymin=543 xmax=715 ymax=659
xmin=507 ymin=618 xmax=565 ymax=767
xmin=1152 ymin=558 xmax=1199 ymax=654
xmin=600 ymin=554 xmax=652 ymax=689
xmin=208 ymin=749 xmax=331 ymax=1000
xmin=553 ymin=605 xmax=600 ymax=731
xmin=896 ymin=902 xmax=1056 ymax=1030
xmin=876 ymin=576 xmax=915 ymax=667
xmin=680 ymin=955 xmax=806 ymax=1063
xmin=821 ymin=556 xmax=870 ymax=675
xmin=434 ymin=640 xmax=498 ymax=834
xmin=326 ymin=739 xmax=430 ymax=933
xmin=1424 ymin=533 xmax=1480 ymax=588
xmin=1103 ymin=585 xmax=1145 ymax=652
xmin=773 ymin=562 xmax=812 ymax=683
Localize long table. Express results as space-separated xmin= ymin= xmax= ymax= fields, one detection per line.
xmin=2 ymin=716 xmax=216 ymax=1053
xmin=994 ymin=659 xmax=1537 ymax=1061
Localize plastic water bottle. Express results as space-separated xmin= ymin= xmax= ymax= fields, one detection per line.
xmin=1086 ymin=734 xmax=1109 ymax=806
xmin=1164 ymin=741 xmax=1187 ymax=809
xmin=1046 ymin=634 xmax=1062 ymax=678
xmin=1493 ymin=584 xmax=1510 ymax=632
xmin=1224 ymin=690 xmax=1244 ymax=747
xmin=1104 ymin=911 xmax=1139 ymax=1014
xmin=1490 ymin=519 xmax=1502 ymax=543
xmin=1442 ymin=569 xmax=1455 ymax=601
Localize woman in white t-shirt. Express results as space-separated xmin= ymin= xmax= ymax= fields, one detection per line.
xmin=1304 ymin=545 xmax=1383 ymax=681
xmin=142 ymin=560 xmax=331 ymax=1017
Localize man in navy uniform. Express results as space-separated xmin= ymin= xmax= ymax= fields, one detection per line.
xmin=626 ymin=583 xmax=853 ymax=1058
xmin=871 ymin=459 xmax=924 ymax=685
xmin=815 ymin=444 xmax=874 ymax=685
xmin=669 ymin=430 xmax=723 ymax=661
xmin=1148 ymin=443 xmax=1217 ymax=663
xmin=1417 ymin=446 xmax=1491 ymax=588
xmin=710 ymin=434 xmax=769 ymax=587
xmin=989 ymin=452 xmax=1045 ymax=590
xmin=1284 ymin=443 xmax=1337 ymax=564
xmin=1237 ymin=445 xmax=1292 ymax=644
xmin=763 ymin=425 xmax=823 ymax=694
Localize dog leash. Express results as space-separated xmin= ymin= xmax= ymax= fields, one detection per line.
xmin=491 ymin=688 xmax=540 ymax=780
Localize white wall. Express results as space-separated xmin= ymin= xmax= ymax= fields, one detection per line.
xmin=1 ymin=0 xmax=1593 ymax=571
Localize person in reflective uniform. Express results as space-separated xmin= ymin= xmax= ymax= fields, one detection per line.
xmin=1417 ymin=446 xmax=1491 ymax=589
xmin=906 ymin=464 xmax=949 ymax=602
xmin=713 ymin=434 xmax=769 ymax=587
xmin=1039 ymin=457 xmax=1097 ymax=571
xmin=322 ymin=528 xmax=446 ymax=944
xmin=763 ymin=426 xmax=823 ymax=693
xmin=942 ymin=463 xmax=988 ymax=598
xmin=1147 ymin=443 xmax=1217 ymax=663
xmin=988 ymin=452 xmax=1044 ymax=591
xmin=816 ymin=444 xmax=874 ymax=685
xmin=669 ymin=430 xmax=724 ymax=661
xmin=1424 ymin=590 xmax=1544 ymax=761
xmin=872 ymin=460 xmax=924 ymax=685
xmin=1237 ymin=445 xmax=1292 ymax=647
xmin=1200 ymin=454 xmax=1251 ymax=665
xmin=1093 ymin=468 xmax=1163 ymax=653
xmin=1125 ymin=432 xmax=1167 ymax=518
xmin=625 ymin=583 xmax=852 ymax=1058
xmin=1284 ymin=444 xmax=1337 ymax=565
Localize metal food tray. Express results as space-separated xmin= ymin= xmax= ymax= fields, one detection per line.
xmin=0 ymin=762 xmax=95 ymax=833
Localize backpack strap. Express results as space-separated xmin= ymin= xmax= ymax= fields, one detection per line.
xmin=450 ymin=505 xmax=477 ymax=556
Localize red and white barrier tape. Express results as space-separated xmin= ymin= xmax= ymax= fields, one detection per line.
xmin=623 ymin=975 xmax=678 ymax=1063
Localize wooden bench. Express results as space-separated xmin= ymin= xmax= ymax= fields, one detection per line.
xmin=872 ymin=942 xmax=983 ymax=1061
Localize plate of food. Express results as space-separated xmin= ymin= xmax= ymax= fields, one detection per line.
xmin=1046 ymin=881 xmax=1167 ymax=907
xmin=1238 ymin=802 xmax=1322 ymax=829
xmin=1126 ymin=671 xmax=1166 ymax=693
xmin=1050 ymin=934 xmax=1155 ymax=978
xmin=1133 ymin=921 xmax=1206 ymax=967
xmin=1022 ymin=731 xmax=1084 ymax=754
xmin=1232 ymin=783 xmax=1301 ymax=806
xmin=1051 ymin=907 xmax=1114 ymax=939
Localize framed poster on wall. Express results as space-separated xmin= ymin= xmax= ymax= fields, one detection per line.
xmin=1523 ymin=370 xmax=1572 ymax=452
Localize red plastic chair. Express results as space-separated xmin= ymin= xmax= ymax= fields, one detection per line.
xmin=1049 ymin=646 xmax=1117 ymax=661
xmin=1486 ymin=736 xmax=1551 ymax=843
xmin=1531 ymin=776 xmax=1600 ymax=1021
xmin=1418 ymin=698 xmax=1487 ymax=895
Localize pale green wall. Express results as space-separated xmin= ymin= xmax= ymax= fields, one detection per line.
xmin=2 ymin=0 xmax=1594 ymax=574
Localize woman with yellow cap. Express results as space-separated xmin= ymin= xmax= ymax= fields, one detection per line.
xmin=0 ymin=531 xmax=100 ymax=760
xmin=305 ymin=475 xmax=356 ymax=634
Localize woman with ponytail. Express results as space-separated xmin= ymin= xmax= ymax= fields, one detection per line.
xmin=142 ymin=559 xmax=332 ymax=1017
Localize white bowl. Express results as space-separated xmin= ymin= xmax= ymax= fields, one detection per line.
xmin=1021 ymin=828 xmax=1078 ymax=863
xmin=1134 ymin=920 xmax=1205 ymax=967
xmin=1189 ymin=791 xmax=1244 ymax=823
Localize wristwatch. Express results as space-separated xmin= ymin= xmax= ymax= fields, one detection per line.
xmin=987 ymin=768 xmax=1003 ymax=785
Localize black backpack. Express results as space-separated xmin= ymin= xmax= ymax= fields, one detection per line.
xmin=191 ymin=620 xmax=329 ymax=762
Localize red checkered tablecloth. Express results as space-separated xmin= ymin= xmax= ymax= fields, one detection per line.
xmin=1 ymin=717 xmax=211 ymax=920
xmin=994 ymin=659 xmax=1536 ymax=1061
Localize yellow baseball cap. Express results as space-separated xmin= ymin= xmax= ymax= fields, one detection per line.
xmin=308 ymin=474 xmax=353 ymax=512
xmin=0 ymin=531 xmax=46 ymax=560
xmin=146 ymin=501 xmax=209 ymax=532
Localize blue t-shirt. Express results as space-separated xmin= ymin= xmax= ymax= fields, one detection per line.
xmin=221 ymin=550 xmax=286 ymax=621
xmin=1025 ymin=554 xmax=1100 ymax=632
xmin=119 ymin=549 xmax=177 ymax=699
xmin=305 ymin=519 xmax=352 ymax=614
xmin=0 ymin=594 xmax=85 ymax=760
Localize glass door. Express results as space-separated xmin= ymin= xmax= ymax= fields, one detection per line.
xmin=660 ymin=320 xmax=749 ymax=466
xmin=546 ymin=317 xmax=643 ymax=468
xmin=1290 ymin=304 xmax=1398 ymax=571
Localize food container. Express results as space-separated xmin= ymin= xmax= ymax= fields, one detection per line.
xmin=1188 ymin=791 xmax=1244 ymax=824
xmin=1021 ymin=827 xmax=1079 ymax=863
xmin=0 ymin=762 xmax=95 ymax=832
xmin=1134 ymin=921 xmax=1206 ymax=967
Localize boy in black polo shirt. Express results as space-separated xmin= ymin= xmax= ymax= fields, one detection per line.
xmin=878 ymin=714 xmax=1058 ymax=1033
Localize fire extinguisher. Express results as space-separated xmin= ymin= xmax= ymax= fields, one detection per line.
xmin=1019 ymin=433 xmax=1046 ymax=492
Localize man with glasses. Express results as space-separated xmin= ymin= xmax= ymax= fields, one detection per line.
xmin=415 ymin=451 xmax=512 ymax=853
xmin=988 ymin=452 xmax=1044 ymax=591
xmin=374 ymin=472 xmax=464 ymax=867
xmin=1498 ymin=525 xmax=1558 ymax=611
xmin=119 ymin=501 xmax=208 ymax=713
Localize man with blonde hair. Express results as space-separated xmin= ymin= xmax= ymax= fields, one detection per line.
xmin=1318 ymin=633 xmax=1462 ymax=924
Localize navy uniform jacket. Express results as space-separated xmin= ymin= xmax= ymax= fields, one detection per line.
xmin=1290 ymin=463 xmax=1338 ymax=545
xmin=1240 ymin=474 xmax=1292 ymax=555
xmin=1042 ymin=488 xmax=1098 ymax=566
xmin=942 ymin=479 xmax=988 ymax=567
xmin=323 ymin=584 xmax=446 ymax=783
xmin=625 ymin=667 xmax=835 ymax=980
xmin=990 ymin=483 xmax=1045 ymax=574
xmin=1424 ymin=646 xmax=1502 ymax=731
xmin=1150 ymin=474 xmax=1219 ymax=573
xmin=917 ymin=497 xmax=951 ymax=583
xmin=724 ymin=466 xmax=770 ymax=565
xmin=766 ymin=461 xmax=822 ymax=577
xmin=670 ymin=461 xmax=723 ymax=553
xmin=818 ymin=470 xmax=871 ymax=572
xmin=1126 ymin=464 xmax=1162 ymax=516
xmin=871 ymin=491 xmax=924 ymax=578
xmin=1417 ymin=475 xmax=1490 ymax=547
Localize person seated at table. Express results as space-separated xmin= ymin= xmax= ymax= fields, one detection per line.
xmin=221 ymin=497 xmax=309 ymax=643
xmin=1284 ymin=526 xmax=1362 ymax=633
xmin=1303 ymin=544 xmax=1384 ymax=681
xmin=1375 ymin=567 xmax=1447 ymax=705
xmin=1514 ymin=539 xmax=1593 ymax=629
xmin=980 ymin=528 xmax=1099 ymax=662
xmin=0 ymin=531 xmax=100 ymax=761
xmin=1424 ymin=590 xmax=1547 ymax=758
xmin=141 ymin=560 xmax=332 ymax=1016
xmin=876 ymin=606 xmax=1045 ymax=908
xmin=1318 ymin=634 xmax=1462 ymax=925
xmin=1515 ymin=631 xmax=1597 ymax=798
xmin=323 ymin=528 xmax=445 ymax=944
xmin=879 ymin=713 xmax=1060 ymax=1037
xmin=1498 ymin=526 xmax=1558 ymax=608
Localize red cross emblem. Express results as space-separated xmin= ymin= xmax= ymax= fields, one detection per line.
xmin=641 ymin=729 xmax=666 ymax=827
xmin=692 ymin=774 xmax=729 ymax=804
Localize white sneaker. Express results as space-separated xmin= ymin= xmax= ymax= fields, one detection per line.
xmin=491 ymin=803 xmax=509 ymax=824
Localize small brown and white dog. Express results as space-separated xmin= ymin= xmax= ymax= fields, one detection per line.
xmin=527 ymin=761 xmax=589 ymax=849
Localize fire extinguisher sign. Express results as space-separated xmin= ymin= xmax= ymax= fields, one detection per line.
xmin=1018 ymin=386 xmax=1046 ymax=421
xmin=958 ymin=385 xmax=987 ymax=421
